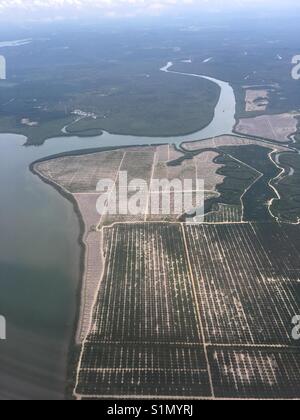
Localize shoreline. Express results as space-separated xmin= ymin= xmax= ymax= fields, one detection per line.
xmin=29 ymin=160 xmax=88 ymax=400
xmin=0 ymin=60 xmax=228 ymax=148
xmin=0 ymin=95 xmax=218 ymax=148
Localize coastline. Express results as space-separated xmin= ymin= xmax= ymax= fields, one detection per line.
xmin=29 ymin=160 xmax=88 ymax=399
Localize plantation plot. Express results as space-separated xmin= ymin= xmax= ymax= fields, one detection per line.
xmin=90 ymin=224 xmax=202 ymax=344
xmin=184 ymin=223 xmax=300 ymax=346
xmin=77 ymin=343 xmax=210 ymax=397
xmin=208 ymin=347 xmax=300 ymax=399
xmin=156 ymin=144 xmax=185 ymax=163
xmin=75 ymin=221 xmax=300 ymax=399
xmin=35 ymin=150 xmax=125 ymax=193
xmin=119 ymin=148 xmax=156 ymax=182
xmin=75 ymin=223 xmax=211 ymax=398
xmin=251 ymin=223 xmax=300 ymax=280
xmin=204 ymin=204 xmax=242 ymax=223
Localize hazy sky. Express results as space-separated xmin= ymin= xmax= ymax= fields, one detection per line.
xmin=0 ymin=0 xmax=299 ymax=21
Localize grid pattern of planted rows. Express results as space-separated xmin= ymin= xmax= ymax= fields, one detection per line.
xmin=77 ymin=223 xmax=211 ymax=397
xmin=91 ymin=224 xmax=201 ymax=343
xmin=184 ymin=223 xmax=300 ymax=346
xmin=36 ymin=150 xmax=125 ymax=193
xmin=252 ymin=222 xmax=300 ymax=279
xmin=204 ymin=204 xmax=242 ymax=223
xmin=78 ymin=344 xmax=210 ymax=397
xmin=208 ymin=347 xmax=300 ymax=399
xmin=76 ymin=222 xmax=300 ymax=399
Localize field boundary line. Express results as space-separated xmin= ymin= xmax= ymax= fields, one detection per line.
xmin=222 ymin=151 xmax=263 ymax=222
xmin=79 ymin=368 xmax=208 ymax=373
xmin=181 ymin=224 xmax=215 ymax=399
xmin=266 ymin=116 xmax=279 ymax=142
xmin=84 ymin=340 xmax=205 ymax=345
xmin=206 ymin=343 xmax=300 ymax=349
xmin=96 ymin=151 xmax=127 ymax=229
xmin=145 ymin=150 xmax=157 ymax=221
xmin=79 ymin=394 xmax=300 ymax=401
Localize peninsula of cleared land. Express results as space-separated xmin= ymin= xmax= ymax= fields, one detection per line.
xmin=33 ymin=127 xmax=300 ymax=399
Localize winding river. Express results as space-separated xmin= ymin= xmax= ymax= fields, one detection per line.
xmin=0 ymin=63 xmax=236 ymax=399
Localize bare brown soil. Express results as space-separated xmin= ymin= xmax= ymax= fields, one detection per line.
xmin=235 ymin=113 xmax=299 ymax=142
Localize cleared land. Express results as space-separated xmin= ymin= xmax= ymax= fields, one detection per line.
xmin=35 ymin=145 xmax=221 ymax=342
xmin=74 ymin=193 xmax=105 ymax=342
xmin=235 ymin=113 xmax=299 ymax=143
xmin=245 ymin=89 xmax=269 ymax=112
xmin=74 ymin=222 xmax=300 ymax=399
xmin=35 ymin=145 xmax=222 ymax=226
xmin=183 ymin=135 xmax=289 ymax=153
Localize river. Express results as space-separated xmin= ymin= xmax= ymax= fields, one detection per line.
xmin=0 ymin=63 xmax=236 ymax=399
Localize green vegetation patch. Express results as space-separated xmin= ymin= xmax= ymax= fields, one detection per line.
xmin=272 ymin=151 xmax=300 ymax=223
xmin=218 ymin=145 xmax=279 ymax=222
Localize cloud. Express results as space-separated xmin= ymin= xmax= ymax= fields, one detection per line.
xmin=0 ymin=0 xmax=299 ymax=21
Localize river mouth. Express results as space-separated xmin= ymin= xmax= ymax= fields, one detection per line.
xmin=0 ymin=64 xmax=237 ymax=400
